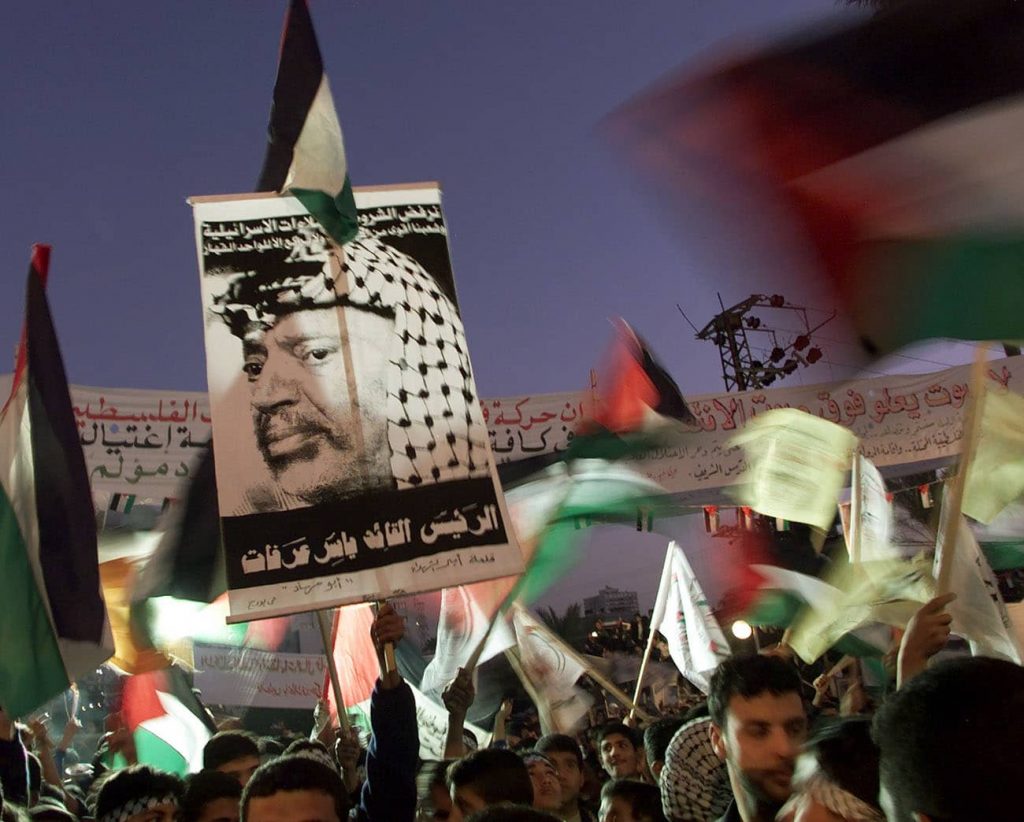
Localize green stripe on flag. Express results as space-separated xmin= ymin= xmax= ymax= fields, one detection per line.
xmin=981 ymin=540 xmax=1024 ymax=571
xmin=855 ymin=233 xmax=1024 ymax=352
xmin=134 ymin=726 xmax=188 ymax=776
xmin=292 ymin=176 xmax=358 ymax=247
xmin=0 ymin=489 xmax=68 ymax=717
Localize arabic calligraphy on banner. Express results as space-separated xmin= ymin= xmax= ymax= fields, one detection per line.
xmin=5 ymin=357 xmax=1019 ymax=502
xmin=192 ymin=643 xmax=327 ymax=709
xmin=638 ymin=357 xmax=1023 ymax=495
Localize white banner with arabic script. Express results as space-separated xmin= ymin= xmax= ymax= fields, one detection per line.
xmin=6 ymin=356 xmax=1021 ymax=503
xmin=192 ymin=643 xmax=327 ymax=709
xmin=636 ymin=357 xmax=1024 ymax=497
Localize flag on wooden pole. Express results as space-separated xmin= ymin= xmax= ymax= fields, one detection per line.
xmin=650 ymin=542 xmax=730 ymax=692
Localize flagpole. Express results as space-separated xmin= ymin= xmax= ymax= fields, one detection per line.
xmin=629 ymin=627 xmax=659 ymax=720
xmin=849 ymin=448 xmax=863 ymax=565
xmin=937 ymin=347 xmax=989 ymax=595
xmin=371 ymin=601 xmax=398 ymax=675
xmin=315 ymin=609 xmax=351 ymax=733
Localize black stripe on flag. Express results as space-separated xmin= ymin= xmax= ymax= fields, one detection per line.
xmin=257 ymin=0 xmax=326 ymax=192
xmin=713 ymin=0 xmax=1024 ymax=174
xmin=25 ymin=249 xmax=106 ymax=644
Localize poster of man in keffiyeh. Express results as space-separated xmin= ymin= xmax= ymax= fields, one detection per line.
xmin=190 ymin=184 xmax=522 ymax=620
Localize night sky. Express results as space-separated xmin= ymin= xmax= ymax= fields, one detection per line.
xmin=1 ymin=1 xmax=979 ymax=611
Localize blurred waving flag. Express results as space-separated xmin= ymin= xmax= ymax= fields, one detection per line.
xmin=120 ymin=667 xmax=215 ymax=776
xmin=610 ymin=0 xmax=1024 ymax=356
xmin=0 ymin=246 xmax=113 ymax=717
xmin=257 ymin=0 xmax=358 ymax=246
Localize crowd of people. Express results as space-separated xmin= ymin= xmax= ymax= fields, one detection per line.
xmin=1 ymin=593 xmax=1022 ymax=822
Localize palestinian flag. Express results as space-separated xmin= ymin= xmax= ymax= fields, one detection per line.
xmin=0 ymin=246 xmax=113 ymax=718
xmin=120 ymin=667 xmax=215 ymax=775
xmin=612 ymin=0 xmax=1024 ymax=356
xmin=257 ymin=0 xmax=358 ymax=247
xmin=748 ymin=565 xmax=893 ymax=659
xmin=571 ymin=319 xmax=694 ymax=461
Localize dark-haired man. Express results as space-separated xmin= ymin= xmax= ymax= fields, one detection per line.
xmin=94 ymin=765 xmax=183 ymax=822
xmin=707 ymin=655 xmax=807 ymax=822
xmin=873 ymin=656 xmax=1024 ymax=821
xmin=642 ymin=718 xmax=683 ymax=782
xmin=203 ymin=731 xmax=261 ymax=788
xmin=447 ymin=748 xmax=534 ymax=821
xmin=241 ymin=754 xmax=347 ymax=822
xmin=595 ymin=724 xmax=641 ymax=781
xmin=180 ymin=770 xmax=242 ymax=822
xmin=535 ymin=734 xmax=593 ymax=822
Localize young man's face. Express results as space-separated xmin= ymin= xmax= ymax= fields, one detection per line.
xmin=246 ymin=789 xmax=339 ymax=822
xmin=216 ymin=754 xmax=261 ymax=788
xmin=195 ymin=797 xmax=241 ymax=822
xmin=599 ymin=794 xmax=641 ymax=822
xmin=447 ymin=784 xmax=487 ymax=822
xmin=710 ymin=691 xmax=807 ymax=808
xmin=600 ymin=733 xmax=640 ymax=779
xmin=126 ymin=803 xmax=179 ymax=822
xmin=543 ymin=749 xmax=585 ymax=807
xmin=243 ymin=306 xmax=391 ymax=504
xmin=526 ymin=758 xmax=562 ymax=812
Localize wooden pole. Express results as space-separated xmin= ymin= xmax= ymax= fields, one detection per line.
xmin=849 ymin=448 xmax=863 ymax=565
xmin=629 ymin=626 xmax=659 ymax=719
xmin=315 ymin=609 xmax=351 ymax=732
xmin=936 ymin=347 xmax=989 ymax=595
xmin=371 ymin=601 xmax=398 ymax=675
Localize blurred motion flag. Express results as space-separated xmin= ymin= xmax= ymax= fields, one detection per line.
xmin=509 ymin=606 xmax=592 ymax=734
xmin=322 ymin=604 xmax=380 ymax=731
xmin=611 ymin=0 xmax=1024 ymax=356
xmin=934 ymin=503 xmax=1023 ymax=664
xmin=419 ymin=582 xmax=515 ymax=697
xmin=120 ymin=666 xmax=215 ymax=775
xmin=753 ymin=563 xmax=901 ymax=660
xmin=506 ymin=459 xmax=673 ymax=605
xmin=962 ymin=387 xmax=1024 ymax=524
xmin=730 ymin=409 xmax=857 ymax=532
xmin=571 ymin=319 xmax=695 ymax=461
xmin=650 ymin=542 xmax=730 ymax=692
xmin=0 ymin=246 xmax=113 ymax=718
xmin=257 ymin=0 xmax=358 ymax=246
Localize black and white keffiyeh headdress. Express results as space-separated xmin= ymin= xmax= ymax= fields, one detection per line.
xmin=211 ymin=235 xmax=490 ymax=489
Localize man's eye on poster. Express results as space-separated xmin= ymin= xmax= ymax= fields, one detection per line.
xmin=190 ymin=185 xmax=523 ymax=621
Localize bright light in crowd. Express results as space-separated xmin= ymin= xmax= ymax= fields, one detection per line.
xmin=731 ymin=620 xmax=753 ymax=640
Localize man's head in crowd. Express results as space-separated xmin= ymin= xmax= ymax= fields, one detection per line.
xmin=872 ymin=656 xmax=1024 ymax=822
xmin=94 ymin=765 xmax=183 ymax=822
xmin=241 ymin=754 xmax=350 ymax=822
xmin=777 ymin=717 xmax=882 ymax=822
xmin=180 ymin=770 xmax=243 ymax=822
xmin=642 ymin=717 xmax=684 ymax=782
xmin=464 ymin=807 xmax=560 ymax=822
xmin=446 ymin=749 xmax=534 ymax=822
xmin=596 ymin=723 xmax=641 ymax=780
xmin=520 ymin=754 xmax=561 ymax=814
xmin=534 ymin=734 xmax=585 ymax=816
xmin=203 ymin=731 xmax=262 ymax=788
xmin=417 ymin=760 xmax=454 ymax=822
xmin=598 ymin=780 xmax=666 ymax=822
xmin=708 ymin=654 xmax=807 ymax=820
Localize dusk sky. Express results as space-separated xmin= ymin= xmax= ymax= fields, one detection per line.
xmin=2 ymin=2 xmax=983 ymax=613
